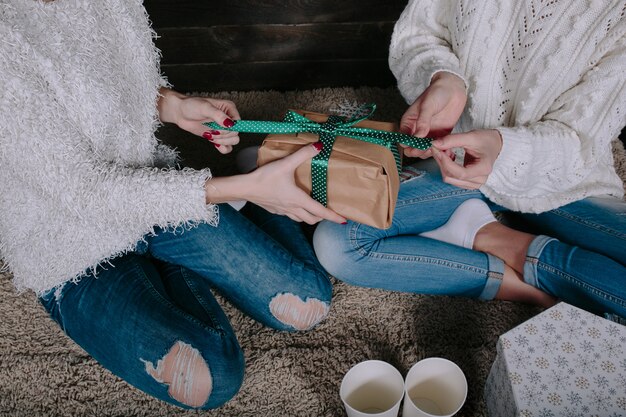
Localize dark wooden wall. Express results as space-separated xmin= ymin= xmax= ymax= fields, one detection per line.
xmin=143 ymin=0 xmax=408 ymax=93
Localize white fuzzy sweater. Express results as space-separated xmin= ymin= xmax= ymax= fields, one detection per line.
xmin=390 ymin=0 xmax=626 ymax=213
xmin=0 ymin=0 xmax=218 ymax=294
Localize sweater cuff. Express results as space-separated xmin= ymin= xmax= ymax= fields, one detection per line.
xmin=484 ymin=127 xmax=534 ymax=195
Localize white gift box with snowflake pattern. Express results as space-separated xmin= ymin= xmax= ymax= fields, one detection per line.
xmin=485 ymin=302 xmax=626 ymax=417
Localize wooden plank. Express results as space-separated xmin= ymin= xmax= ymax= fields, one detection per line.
xmin=155 ymin=22 xmax=395 ymax=65
xmin=161 ymin=60 xmax=396 ymax=92
xmin=144 ymin=0 xmax=407 ymax=27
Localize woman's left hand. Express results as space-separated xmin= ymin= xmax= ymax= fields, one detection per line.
xmin=430 ymin=129 xmax=502 ymax=189
xmin=158 ymin=88 xmax=241 ymax=154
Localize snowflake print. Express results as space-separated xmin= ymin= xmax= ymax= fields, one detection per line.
xmin=537 ymin=408 xmax=555 ymax=417
xmin=600 ymin=340 xmax=622 ymax=357
xmin=509 ymin=371 xmax=523 ymax=384
xmin=542 ymin=322 xmax=557 ymax=334
xmin=555 ymin=355 xmax=569 ymax=368
xmin=588 ymin=389 xmax=611 ymax=411
xmin=566 ymin=308 xmax=582 ymax=321
xmin=549 ymin=310 xmax=563 ymax=321
xmin=566 ymin=391 xmax=583 ymax=407
xmin=521 ymin=385 xmax=542 ymax=407
xmin=587 ymin=327 xmax=601 ymax=339
xmin=520 ymin=409 xmax=533 ymax=417
xmin=580 ymin=339 xmax=595 ymax=353
xmin=574 ymin=354 xmax=596 ymax=374
xmin=547 ymin=392 xmax=562 ymax=406
xmin=515 ymin=334 xmax=531 ymax=347
xmin=535 ymin=357 xmax=550 ymax=369
xmin=511 ymin=351 xmax=532 ymax=369
xmin=537 ymin=336 xmax=557 ymax=355
xmin=525 ymin=323 xmax=539 ymax=335
xmin=575 ymin=376 xmax=590 ymax=389
xmin=561 ymin=341 xmax=576 ymax=354
xmin=617 ymin=397 xmax=626 ymax=409
xmin=607 ymin=323 xmax=621 ymax=337
xmin=548 ymin=369 xmax=570 ymax=391
xmin=528 ymin=370 xmax=542 ymax=384
xmin=600 ymin=360 xmax=616 ymax=373
xmin=562 ymin=406 xmax=584 ymax=417
xmin=562 ymin=321 xmax=581 ymax=339
xmin=593 ymin=374 xmax=610 ymax=389
xmin=502 ymin=337 xmax=512 ymax=349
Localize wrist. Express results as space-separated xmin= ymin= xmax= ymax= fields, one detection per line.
xmin=157 ymin=87 xmax=185 ymax=124
xmin=431 ymin=71 xmax=467 ymax=92
xmin=204 ymin=174 xmax=253 ymax=204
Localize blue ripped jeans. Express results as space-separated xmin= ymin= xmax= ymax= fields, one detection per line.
xmin=40 ymin=204 xmax=331 ymax=409
xmin=313 ymin=160 xmax=626 ymax=318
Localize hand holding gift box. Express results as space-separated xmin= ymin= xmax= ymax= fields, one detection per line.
xmin=205 ymin=104 xmax=431 ymax=229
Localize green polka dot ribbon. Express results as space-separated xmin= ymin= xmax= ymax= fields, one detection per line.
xmin=204 ymin=103 xmax=431 ymax=206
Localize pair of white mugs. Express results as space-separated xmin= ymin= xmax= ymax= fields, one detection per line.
xmin=340 ymin=358 xmax=468 ymax=417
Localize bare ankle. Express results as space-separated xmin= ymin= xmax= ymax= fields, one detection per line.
xmin=495 ymin=264 xmax=557 ymax=307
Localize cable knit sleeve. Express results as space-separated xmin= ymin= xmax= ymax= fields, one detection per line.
xmin=481 ymin=37 xmax=626 ymax=213
xmin=388 ymin=0 xmax=467 ymax=104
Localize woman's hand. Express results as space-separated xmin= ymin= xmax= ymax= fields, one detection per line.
xmin=157 ymin=88 xmax=241 ymax=154
xmin=400 ymin=71 xmax=467 ymax=159
xmin=430 ymin=129 xmax=502 ymax=189
xmin=204 ymin=143 xmax=347 ymax=225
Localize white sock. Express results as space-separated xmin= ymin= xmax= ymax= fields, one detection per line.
xmin=419 ymin=199 xmax=497 ymax=249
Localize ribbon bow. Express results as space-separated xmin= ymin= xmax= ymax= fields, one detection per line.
xmin=204 ymin=103 xmax=431 ymax=206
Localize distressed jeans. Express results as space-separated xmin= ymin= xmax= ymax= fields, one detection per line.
xmin=313 ymin=160 xmax=626 ymax=318
xmin=40 ymin=203 xmax=332 ymax=409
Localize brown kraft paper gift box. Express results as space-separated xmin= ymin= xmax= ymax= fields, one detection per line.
xmin=256 ymin=110 xmax=402 ymax=229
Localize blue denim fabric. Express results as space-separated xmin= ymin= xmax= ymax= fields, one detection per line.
xmin=313 ymin=160 xmax=626 ymax=317
xmin=40 ymin=203 xmax=331 ymax=409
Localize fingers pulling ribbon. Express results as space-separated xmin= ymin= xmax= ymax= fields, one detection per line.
xmin=204 ymin=103 xmax=431 ymax=206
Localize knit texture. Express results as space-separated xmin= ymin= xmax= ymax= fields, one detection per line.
xmin=389 ymin=0 xmax=626 ymax=213
xmin=0 ymin=0 xmax=218 ymax=294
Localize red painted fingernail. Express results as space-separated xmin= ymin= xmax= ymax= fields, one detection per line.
xmin=213 ymin=143 xmax=221 ymax=148
xmin=202 ymin=132 xmax=212 ymax=140
xmin=312 ymin=141 xmax=323 ymax=152
xmin=341 ymin=221 xmax=348 ymax=225
xmin=210 ymin=130 xmax=221 ymax=135
xmin=223 ymin=118 xmax=235 ymax=128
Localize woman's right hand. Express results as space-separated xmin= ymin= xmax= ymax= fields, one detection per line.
xmin=400 ymin=71 xmax=467 ymax=158
xmin=204 ymin=143 xmax=346 ymax=225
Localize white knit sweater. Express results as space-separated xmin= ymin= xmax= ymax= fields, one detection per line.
xmin=0 ymin=0 xmax=218 ymax=294
xmin=390 ymin=0 xmax=626 ymax=213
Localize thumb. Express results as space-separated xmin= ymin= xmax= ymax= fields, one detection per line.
xmin=413 ymin=103 xmax=437 ymax=138
xmin=431 ymin=132 xmax=474 ymax=150
xmin=282 ymin=141 xmax=323 ymax=170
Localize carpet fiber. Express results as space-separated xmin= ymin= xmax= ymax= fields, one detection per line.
xmin=1 ymin=87 xmax=624 ymax=417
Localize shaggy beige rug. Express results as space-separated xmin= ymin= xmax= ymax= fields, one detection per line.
xmin=0 ymin=87 xmax=623 ymax=417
